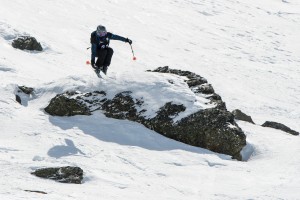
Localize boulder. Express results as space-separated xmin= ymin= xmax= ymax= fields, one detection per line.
xmin=31 ymin=166 xmax=83 ymax=184
xmin=16 ymin=94 xmax=22 ymax=104
xmin=262 ymin=121 xmax=299 ymax=136
xmin=45 ymin=93 xmax=91 ymax=116
xmin=45 ymin=68 xmax=247 ymax=160
xmin=232 ymin=109 xmax=255 ymax=124
xmin=15 ymin=85 xmax=35 ymax=106
xmin=100 ymin=93 xmax=245 ymax=160
xmin=12 ymin=36 xmax=43 ymax=51
xmin=18 ymin=85 xmax=34 ymax=95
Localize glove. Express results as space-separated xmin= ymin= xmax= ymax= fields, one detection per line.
xmin=126 ymin=38 xmax=132 ymax=45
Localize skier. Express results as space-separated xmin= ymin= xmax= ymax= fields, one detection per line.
xmin=90 ymin=25 xmax=132 ymax=75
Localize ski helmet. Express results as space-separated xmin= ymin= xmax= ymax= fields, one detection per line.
xmin=96 ymin=25 xmax=107 ymax=36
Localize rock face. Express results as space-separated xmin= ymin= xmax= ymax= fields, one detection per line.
xmin=45 ymin=67 xmax=247 ymax=160
xmin=12 ymin=36 xmax=43 ymax=51
xmin=45 ymin=91 xmax=91 ymax=116
xmin=232 ymin=109 xmax=255 ymax=124
xmin=262 ymin=121 xmax=299 ymax=136
xmin=31 ymin=166 xmax=83 ymax=184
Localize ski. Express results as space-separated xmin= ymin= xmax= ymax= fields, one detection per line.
xmin=94 ymin=68 xmax=102 ymax=78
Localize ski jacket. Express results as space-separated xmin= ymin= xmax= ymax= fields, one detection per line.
xmin=90 ymin=31 xmax=127 ymax=63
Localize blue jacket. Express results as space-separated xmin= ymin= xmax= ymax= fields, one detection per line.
xmin=90 ymin=31 xmax=127 ymax=63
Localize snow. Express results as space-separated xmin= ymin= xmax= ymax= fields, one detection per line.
xmin=1 ymin=0 xmax=300 ymax=199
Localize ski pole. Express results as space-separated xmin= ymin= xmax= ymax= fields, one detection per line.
xmin=130 ymin=44 xmax=137 ymax=60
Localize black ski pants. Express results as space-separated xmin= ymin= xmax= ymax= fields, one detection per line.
xmin=95 ymin=47 xmax=114 ymax=68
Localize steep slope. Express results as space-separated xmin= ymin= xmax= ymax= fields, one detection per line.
xmin=1 ymin=0 xmax=300 ymax=199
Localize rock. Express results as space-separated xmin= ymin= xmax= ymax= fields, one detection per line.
xmin=45 ymin=93 xmax=91 ymax=116
xmin=148 ymin=66 xmax=223 ymax=109
xmin=45 ymin=68 xmax=247 ymax=160
xmin=31 ymin=166 xmax=83 ymax=184
xmin=24 ymin=190 xmax=47 ymax=194
xmin=262 ymin=121 xmax=299 ymax=136
xmin=102 ymin=91 xmax=139 ymax=120
xmin=175 ymin=108 xmax=246 ymax=160
xmin=194 ymin=83 xmax=215 ymax=94
xmin=16 ymin=94 xmax=21 ymax=104
xmin=154 ymin=102 xmax=186 ymax=122
xmin=18 ymin=85 xmax=34 ymax=95
xmin=186 ymin=77 xmax=207 ymax=87
xmin=15 ymin=85 xmax=34 ymax=106
xmin=12 ymin=36 xmax=43 ymax=51
xmin=232 ymin=109 xmax=255 ymax=124
xmin=46 ymin=90 xmax=246 ymax=160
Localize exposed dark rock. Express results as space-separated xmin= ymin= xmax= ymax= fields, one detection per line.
xmin=18 ymin=85 xmax=34 ymax=95
xmin=232 ymin=109 xmax=255 ymax=124
xmin=31 ymin=166 xmax=83 ymax=184
xmin=262 ymin=121 xmax=299 ymax=136
xmin=102 ymin=91 xmax=139 ymax=120
xmin=45 ymin=94 xmax=91 ymax=116
xmin=194 ymin=83 xmax=215 ymax=94
xmin=148 ymin=66 xmax=223 ymax=109
xmin=174 ymin=109 xmax=246 ymax=160
xmin=168 ymin=80 xmax=174 ymax=84
xmin=12 ymin=36 xmax=43 ymax=51
xmin=45 ymin=90 xmax=246 ymax=160
xmin=45 ymin=68 xmax=247 ymax=160
xmin=24 ymin=190 xmax=47 ymax=194
xmin=207 ymin=93 xmax=222 ymax=101
xmin=154 ymin=102 xmax=186 ymax=122
xmin=15 ymin=85 xmax=34 ymax=106
xmin=16 ymin=94 xmax=21 ymax=104
xmin=186 ymin=78 xmax=207 ymax=87
xmin=150 ymin=66 xmax=207 ymax=85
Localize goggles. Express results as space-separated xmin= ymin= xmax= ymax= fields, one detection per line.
xmin=97 ymin=30 xmax=107 ymax=37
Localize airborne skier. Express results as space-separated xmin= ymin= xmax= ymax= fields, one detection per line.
xmin=90 ymin=25 xmax=132 ymax=75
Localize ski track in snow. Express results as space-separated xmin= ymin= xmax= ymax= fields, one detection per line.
xmin=0 ymin=0 xmax=300 ymax=199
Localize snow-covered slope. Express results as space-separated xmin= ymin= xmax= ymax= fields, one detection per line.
xmin=1 ymin=0 xmax=300 ymax=199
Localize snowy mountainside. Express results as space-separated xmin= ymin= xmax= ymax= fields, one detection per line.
xmin=1 ymin=0 xmax=300 ymax=199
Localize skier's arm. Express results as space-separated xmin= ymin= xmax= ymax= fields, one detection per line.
xmin=108 ymin=33 xmax=132 ymax=44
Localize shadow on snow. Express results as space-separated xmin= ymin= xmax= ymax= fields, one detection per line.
xmin=48 ymin=112 xmax=231 ymax=160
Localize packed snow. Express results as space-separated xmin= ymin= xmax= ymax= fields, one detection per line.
xmin=0 ymin=0 xmax=300 ymax=199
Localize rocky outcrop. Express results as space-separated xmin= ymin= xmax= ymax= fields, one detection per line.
xmin=31 ymin=166 xmax=83 ymax=184
xmin=232 ymin=109 xmax=255 ymax=124
xmin=15 ymin=85 xmax=34 ymax=105
xmin=45 ymin=91 xmax=91 ymax=116
xmin=262 ymin=121 xmax=299 ymax=136
xmin=12 ymin=36 xmax=43 ymax=51
xmin=45 ymin=68 xmax=247 ymax=160
xmin=148 ymin=66 xmax=225 ymax=109
xmin=18 ymin=85 xmax=34 ymax=95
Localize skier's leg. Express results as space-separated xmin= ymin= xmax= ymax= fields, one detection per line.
xmin=103 ymin=48 xmax=114 ymax=74
xmin=96 ymin=49 xmax=108 ymax=69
